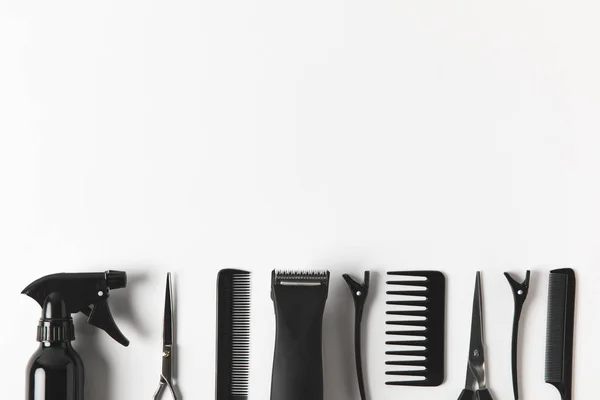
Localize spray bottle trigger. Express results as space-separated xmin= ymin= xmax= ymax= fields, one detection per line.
xmin=82 ymin=299 xmax=130 ymax=346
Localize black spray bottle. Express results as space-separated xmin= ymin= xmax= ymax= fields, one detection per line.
xmin=22 ymin=270 xmax=130 ymax=400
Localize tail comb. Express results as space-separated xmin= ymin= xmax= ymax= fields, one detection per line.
xmin=545 ymin=268 xmax=576 ymax=400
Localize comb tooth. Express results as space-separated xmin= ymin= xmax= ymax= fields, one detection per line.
xmin=387 ymin=290 xmax=429 ymax=297
xmin=385 ymin=320 xmax=428 ymax=327
xmin=385 ymin=330 xmax=426 ymax=337
xmin=385 ymin=310 xmax=428 ymax=317
xmin=386 ymin=359 xmax=427 ymax=366
xmin=386 ymin=280 xmax=429 ymax=286
xmin=385 ymin=300 xmax=428 ymax=307
xmin=386 ymin=340 xmax=428 ymax=346
xmin=386 ymin=379 xmax=431 ymax=386
xmin=384 ymin=330 xmax=427 ymax=337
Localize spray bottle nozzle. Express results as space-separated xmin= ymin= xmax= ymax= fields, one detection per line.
xmin=106 ymin=270 xmax=127 ymax=290
xmin=22 ymin=270 xmax=130 ymax=346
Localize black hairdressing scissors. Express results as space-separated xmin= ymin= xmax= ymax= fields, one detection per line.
xmin=457 ymin=272 xmax=494 ymax=400
xmin=153 ymin=273 xmax=181 ymax=400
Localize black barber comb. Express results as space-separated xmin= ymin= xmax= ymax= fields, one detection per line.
xmin=216 ymin=269 xmax=251 ymax=400
xmin=385 ymin=270 xmax=446 ymax=386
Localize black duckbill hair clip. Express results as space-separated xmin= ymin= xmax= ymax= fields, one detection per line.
xmin=343 ymin=271 xmax=371 ymax=400
xmin=504 ymin=270 xmax=531 ymax=400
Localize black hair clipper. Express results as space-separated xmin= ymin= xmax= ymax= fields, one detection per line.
xmin=270 ymin=270 xmax=330 ymax=400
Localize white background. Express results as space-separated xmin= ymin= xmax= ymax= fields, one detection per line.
xmin=1 ymin=1 xmax=599 ymax=399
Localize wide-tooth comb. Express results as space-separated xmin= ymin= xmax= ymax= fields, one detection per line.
xmin=545 ymin=268 xmax=576 ymax=400
xmin=385 ymin=270 xmax=446 ymax=387
xmin=216 ymin=269 xmax=251 ymax=400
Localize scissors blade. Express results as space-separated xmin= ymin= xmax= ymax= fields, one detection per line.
xmin=162 ymin=273 xmax=174 ymax=346
xmin=469 ymin=272 xmax=484 ymax=356
xmin=467 ymin=271 xmax=486 ymax=388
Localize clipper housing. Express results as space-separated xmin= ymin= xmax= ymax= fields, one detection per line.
xmin=270 ymin=270 xmax=330 ymax=400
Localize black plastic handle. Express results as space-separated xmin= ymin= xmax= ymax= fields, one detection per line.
xmin=477 ymin=388 xmax=494 ymax=400
xmin=457 ymin=388 xmax=494 ymax=400
xmin=82 ymin=299 xmax=130 ymax=346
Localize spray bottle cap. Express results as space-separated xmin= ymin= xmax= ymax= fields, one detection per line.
xmin=37 ymin=292 xmax=75 ymax=343
xmin=23 ymin=270 xmax=130 ymax=346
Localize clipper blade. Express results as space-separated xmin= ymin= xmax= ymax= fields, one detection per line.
xmin=272 ymin=270 xmax=330 ymax=286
